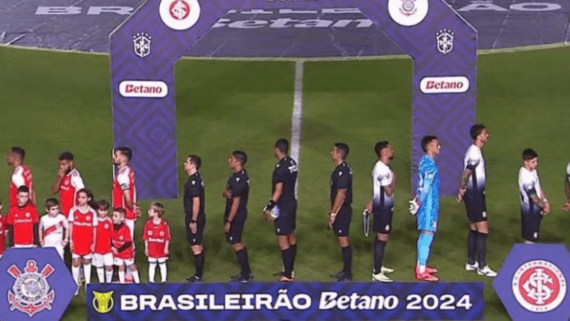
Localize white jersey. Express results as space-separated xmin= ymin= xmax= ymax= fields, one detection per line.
xmin=518 ymin=167 xmax=543 ymax=215
xmin=463 ymin=144 xmax=486 ymax=195
xmin=372 ymin=160 xmax=394 ymax=214
xmin=40 ymin=214 xmax=68 ymax=247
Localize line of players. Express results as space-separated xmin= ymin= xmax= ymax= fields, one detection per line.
xmin=0 ymin=148 xmax=172 ymax=295
xmin=0 ymin=124 xmax=563 ymax=286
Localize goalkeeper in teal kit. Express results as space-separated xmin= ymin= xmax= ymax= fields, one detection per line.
xmin=408 ymin=136 xmax=441 ymax=282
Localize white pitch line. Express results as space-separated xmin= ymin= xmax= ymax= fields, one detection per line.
xmin=291 ymin=61 xmax=304 ymax=198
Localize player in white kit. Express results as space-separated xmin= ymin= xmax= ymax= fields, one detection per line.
xmin=39 ymin=198 xmax=69 ymax=260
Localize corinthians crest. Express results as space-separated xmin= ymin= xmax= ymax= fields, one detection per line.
xmin=8 ymin=260 xmax=55 ymax=317
xmin=399 ymin=0 xmax=417 ymax=17
xmin=436 ymin=29 xmax=455 ymax=55
xmin=133 ymin=32 xmax=152 ymax=58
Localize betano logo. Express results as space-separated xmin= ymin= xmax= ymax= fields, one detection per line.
xmin=119 ymin=80 xmax=168 ymax=98
xmin=420 ymin=76 xmax=470 ymax=94
xmin=92 ymin=291 xmax=115 ymax=314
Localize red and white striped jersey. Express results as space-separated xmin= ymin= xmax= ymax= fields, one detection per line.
xmin=59 ymin=168 xmax=85 ymax=216
xmin=113 ymin=166 xmax=137 ymax=220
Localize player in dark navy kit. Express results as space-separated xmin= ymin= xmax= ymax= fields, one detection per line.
xmin=327 ymin=143 xmax=353 ymax=282
xmin=264 ymin=138 xmax=298 ymax=282
xmin=224 ymin=151 xmax=253 ymax=282
xmin=457 ymin=125 xmax=496 ymax=277
xmin=183 ymin=155 xmax=206 ymax=283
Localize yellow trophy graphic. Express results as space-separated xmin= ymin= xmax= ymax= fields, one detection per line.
xmin=92 ymin=291 xmax=114 ymax=314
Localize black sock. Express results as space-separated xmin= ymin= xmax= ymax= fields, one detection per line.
xmin=242 ymin=247 xmax=251 ymax=275
xmin=467 ymin=229 xmax=477 ymax=265
xmin=290 ymin=244 xmax=297 ymax=272
xmin=194 ymin=252 xmax=204 ymax=278
xmin=374 ymin=239 xmax=386 ymax=274
xmin=236 ymin=248 xmax=251 ymax=276
xmin=477 ymin=232 xmax=487 ymax=268
xmin=281 ymin=248 xmax=293 ymax=278
xmin=341 ymin=245 xmax=352 ymax=276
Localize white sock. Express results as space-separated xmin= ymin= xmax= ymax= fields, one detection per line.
xmin=419 ymin=265 xmax=426 ymax=273
xmin=83 ymin=263 xmax=92 ymax=284
xmin=159 ymin=263 xmax=167 ymax=283
xmin=118 ymin=270 xmax=125 ymax=284
xmin=72 ymin=265 xmax=80 ymax=286
xmin=131 ymin=269 xmax=140 ymax=283
xmin=106 ymin=269 xmax=113 ymax=283
xmin=126 ymin=268 xmax=133 ymax=280
xmin=97 ymin=267 xmax=105 ymax=283
xmin=148 ymin=263 xmax=157 ymax=283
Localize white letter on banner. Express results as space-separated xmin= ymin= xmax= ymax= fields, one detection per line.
xmin=157 ymin=295 xmax=177 ymax=310
xmin=358 ymin=296 xmax=371 ymax=310
xmin=337 ymin=295 xmax=350 ymax=310
xmin=458 ymin=1 xmax=508 ymax=12
xmin=121 ymin=295 xmax=138 ymax=311
xmin=293 ymin=294 xmax=312 ymax=310
xmin=195 ymin=294 xmax=208 ymax=310
xmin=256 ymin=294 xmax=274 ymax=310
xmin=139 ymin=295 xmax=157 ymax=310
xmin=322 ymin=8 xmax=362 ymax=14
xmin=280 ymin=9 xmax=317 ymax=14
xmin=349 ymin=293 xmax=360 ymax=310
xmin=510 ymin=3 xmax=560 ymax=11
xmin=35 ymin=6 xmax=81 ymax=14
xmin=242 ymin=294 xmax=255 ymax=310
xmin=274 ymin=289 xmax=294 ymax=309
xmin=178 ymin=295 xmax=194 ymax=310
xmin=225 ymin=294 xmax=241 ymax=310
xmin=319 ymin=292 xmax=337 ymax=310
xmin=211 ymin=18 xmax=230 ymax=28
xmin=87 ymin=6 xmax=133 ymax=15
xmin=209 ymin=294 xmax=224 ymax=310
xmin=270 ymin=18 xmax=299 ymax=28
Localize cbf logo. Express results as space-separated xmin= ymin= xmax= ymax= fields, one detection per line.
xmin=436 ymin=29 xmax=454 ymax=55
xmin=133 ymin=32 xmax=151 ymax=58
xmin=493 ymin=244 xmax=570 ymax=321
xmin=7 ymin=260 xmax=55 ymax=317
xmin=512 ymin=260 xmax=566 ymax=312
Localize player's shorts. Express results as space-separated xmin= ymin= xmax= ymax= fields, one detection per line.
xmin=43 ymin=244 xmax=64 ymax=260
xmin=148 ymin=257 xmax=168 ymax=264
xmin=274 ymin=201 xmax=297 ymax=236
xmin=186 ymin=215 xmax=206 ymax=246
xmin=114 ymin=257 xmax=135 ymax=266
xmin=521 ymin=212 xmax=542 ymax=243
xmin=125 ymin=219 xmax=136 ymax=250
xmin=92 ymin=253 xmax=114 ymax=267
xmin=464 ymin=194 xmax=487 ymax=223
xmin=14 ymin=244 xmax=34 ymax=248
xmin=374 ymin=208 xmax=394 ymax=235
xmin=417 ymin=212 xmax=438 ymax=233
xmin=332 ymin=206 xmax=352 ymax=237
xmin=226 ymin=213 xmax=247 ymax=245
xmin=72 ymin=252 xmax=93 ymax=259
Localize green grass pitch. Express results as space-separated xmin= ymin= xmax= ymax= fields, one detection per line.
xmin=0 ymin=45 xmax=569 ymax=320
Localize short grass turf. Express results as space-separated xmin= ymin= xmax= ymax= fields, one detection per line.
xmin=0 ymin=45 xmax=569 ymax=320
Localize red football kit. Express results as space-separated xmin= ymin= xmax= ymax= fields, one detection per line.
xmin=7 ymin=203 xmax=39 ymax=246
xmin=142 ymin=219 xmax=171 ymax=259
xmin=68 ymin=206 xmax=98 ymax=256
xmin=9 ymin=165 xmax=33 ymax=208
xmin=59 ymin=168 xmax=85 ymax=216
xmin=0 ymin=215 xmax=8 ymax=255
xmin=113 ymin=166 xmax=137 ymax=220
xmin=94 ymin=217 xmax=113 ymax=255
xmin=113 ymin=223 xmax=134 ymax=260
